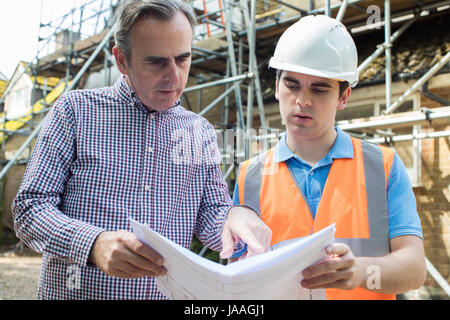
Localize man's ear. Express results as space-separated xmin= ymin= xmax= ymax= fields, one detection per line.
xmin=337 ymin=86 xmax=351 ymax=111
xmin=112 ymin=46 xmax=129 ymax=75
xmin=275 ymin=79 xmax=280 ymax=101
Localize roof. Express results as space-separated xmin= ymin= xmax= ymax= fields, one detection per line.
xmin=356 ymin=14 xmax=450 ymax=86
xmin=255 ymin=12 xmax=450 ymax=103
xmin=3 ymin=61 xmax=61 ymax=94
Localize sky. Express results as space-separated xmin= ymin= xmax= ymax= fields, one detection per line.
xmin=0 ymin=0 xmax=211 ymax=80
xmin=0 ymin=1 xmax=82 ymax=79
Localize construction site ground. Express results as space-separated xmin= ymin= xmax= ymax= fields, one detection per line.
xmin=0 ymin=245 xmax=41 ymax=300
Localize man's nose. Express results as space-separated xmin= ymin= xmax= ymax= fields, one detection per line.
xmin=163 ymin=60 xmax=180 ymax=86
xmin=295 ymin=90 xmax=312 ymax=108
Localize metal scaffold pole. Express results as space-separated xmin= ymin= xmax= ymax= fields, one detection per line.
xmin=0 ymin=2 xmax=118 ymax=182
xmin=384 ymin=0 xmax=392 ymax=117
xmin=223 ymin=0 xmax=245 ymax=132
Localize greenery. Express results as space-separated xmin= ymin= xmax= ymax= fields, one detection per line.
xmin=190 ymin=234 xmax=223 ymax=264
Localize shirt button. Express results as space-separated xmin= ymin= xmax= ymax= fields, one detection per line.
xmin=309 ymin=170 xmax=314 ymax=176
xmin=144 ymin=185 xmax=150 ymax=191
xmin=148 ymin=147 xmax=153 ymax=153
xmin=149 ymin=113 xmax=155 ymax=120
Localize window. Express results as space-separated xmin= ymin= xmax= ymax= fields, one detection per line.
xmin=8 ymin=87 xmax=31 ymax=119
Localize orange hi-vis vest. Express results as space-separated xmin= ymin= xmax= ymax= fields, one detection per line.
xmin=237 ymin=137 xmax=396 ymax=300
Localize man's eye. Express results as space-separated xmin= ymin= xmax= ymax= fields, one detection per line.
xmin=313 ymin=88 xmax=327 ymax=94
xmin=285 ymin=82 xmax=298 ymax=89
xmin=146 ymin=58 xmax=166 ymax=66
xmin=177 ymin=55 xmax=192 ymax=64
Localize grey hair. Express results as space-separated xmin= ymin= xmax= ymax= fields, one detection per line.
xmin=114 ymin=0 xmax=197 ymax=63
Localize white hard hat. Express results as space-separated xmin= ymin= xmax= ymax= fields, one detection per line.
xmin=269 ymin=15 xmax=359 ymax=87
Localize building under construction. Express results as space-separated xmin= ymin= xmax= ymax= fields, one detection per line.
xmin=0 ymin=0 xmax=449 ymax=299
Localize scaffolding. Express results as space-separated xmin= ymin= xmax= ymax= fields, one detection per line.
xmin=0 ymin=0 xmax=449 ymax=298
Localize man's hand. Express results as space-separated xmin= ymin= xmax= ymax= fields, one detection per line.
xmin=89 ymin=230 xmax=167 ymax=279
xmin=220 ymin=206 xmax=272 ymax=259
xmin=301 ymin=243 xmax=362 ymax=290
xmin=301 ymin=236 xmax=426 ymax=293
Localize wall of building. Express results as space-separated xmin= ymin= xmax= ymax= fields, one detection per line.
xmin=0 ymin=133 xmax=35 ymax=244
xmin=4 ymin=64 xmax=33 ymax=120
xmin=413 ymin=88 xmax=450 ymax=299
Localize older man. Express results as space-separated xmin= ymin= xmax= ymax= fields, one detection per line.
xmin=12 ymin=0 xmax=271 ymax=299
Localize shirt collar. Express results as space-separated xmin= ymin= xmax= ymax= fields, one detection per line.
xmin=273 ymin=127 xmax=354 ymax=164
xmin=114 ymin=74 xmax=134 ymax=104
xmin=114 ymin=75 xmax=181 ymax=115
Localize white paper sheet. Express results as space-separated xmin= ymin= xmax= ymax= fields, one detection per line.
xmin=130 ymin=217 xmax=335 ymax=300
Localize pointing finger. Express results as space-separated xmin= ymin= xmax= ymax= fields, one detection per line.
xmin=220 ymin=227 xmax=237 ymax=259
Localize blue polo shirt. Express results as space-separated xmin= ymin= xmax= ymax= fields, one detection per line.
xmin=232 ymin=127 xmax=423 ymax=245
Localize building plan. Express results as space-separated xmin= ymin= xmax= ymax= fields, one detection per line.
xmin=130 ymin=218 xmax=335 ymax=299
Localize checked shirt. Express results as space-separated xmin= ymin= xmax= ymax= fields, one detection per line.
xmin=12 ymin=75 xmax=232 ymax=299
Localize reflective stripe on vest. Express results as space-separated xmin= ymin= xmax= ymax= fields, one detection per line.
xmin=237 ymin=137 xmax=396 ymax=300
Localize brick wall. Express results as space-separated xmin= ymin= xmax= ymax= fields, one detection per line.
xmin=411 ymin=92 xmax=450 ymax=299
